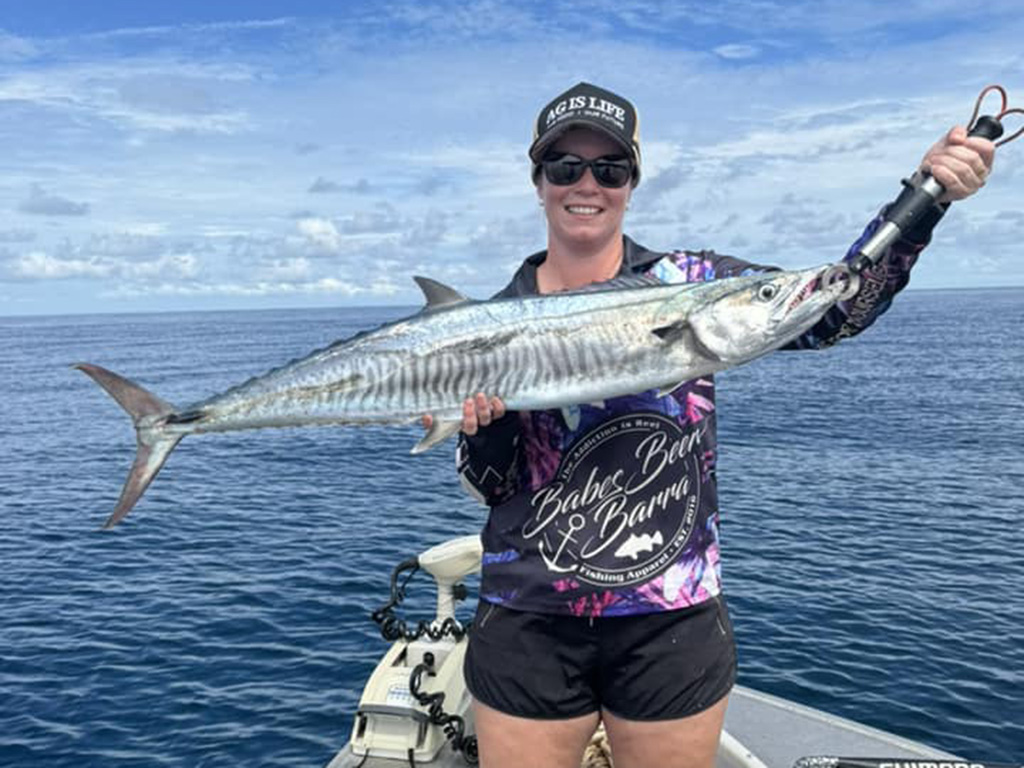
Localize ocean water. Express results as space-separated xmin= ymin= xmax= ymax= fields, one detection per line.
xmin=1 ymin=289 xmax=1021 ymax=766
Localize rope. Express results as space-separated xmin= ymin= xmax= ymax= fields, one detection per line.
xmin=581 ymin=722 xmax=614 ymax=768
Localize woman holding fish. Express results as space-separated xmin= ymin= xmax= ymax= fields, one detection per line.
xmin=446 ymin=82 xmax=995 ymax=768
xmin=74 ymin=78 xmax=995 ymax=768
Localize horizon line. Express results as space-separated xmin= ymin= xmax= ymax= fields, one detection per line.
xmin=2 ymin=282 xmax=1022 ymax=322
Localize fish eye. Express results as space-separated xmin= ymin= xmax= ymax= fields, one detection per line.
xmin=757 ymin=284 xmax=778 ymax=301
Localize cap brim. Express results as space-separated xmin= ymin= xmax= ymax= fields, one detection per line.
xmin=528 ymin=120 xmax=635 ymax=164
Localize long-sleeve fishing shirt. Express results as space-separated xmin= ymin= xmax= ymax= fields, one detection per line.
xmin=459 ymin=205 xmax=944 ymax=617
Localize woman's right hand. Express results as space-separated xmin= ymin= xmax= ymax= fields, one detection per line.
xmin=422 ymin=393 xmax=506 ymax=436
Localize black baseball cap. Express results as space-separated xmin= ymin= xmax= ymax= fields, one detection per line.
xmin=528 ymin=82 xmax=641 ymax=186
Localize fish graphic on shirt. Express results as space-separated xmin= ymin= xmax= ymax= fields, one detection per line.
xmin=614 ymin=531 xmax=665 ymax=560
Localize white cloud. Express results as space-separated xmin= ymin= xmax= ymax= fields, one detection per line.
xmin=0 ymin=229 xmax=37 ymax=243
xmin=17 ymin=184 xmax=90 ymax=217
xmin=6 ymin=250 xmax=197 ymax=280
xmin=713 ymin=44 xmax=760 ymax=60
xmin=122 ymin=222 xmax=169 ymax=236
xmin=102 ymin=276 xmax=379 ymax=299
xmin=8 ymin=251 xmax=101 ymax=279
xmin=81 ymin=17 xmax=295 ymax=42
xmin=0 ymin=59 xmax=255 ymax=136
xmin=297 ymin=218 xmax=343 ymax=252
xmin=255 ymin=257 xmax=312 ymax=281
xmin=0 ymin=31 xmax=38 ymax=62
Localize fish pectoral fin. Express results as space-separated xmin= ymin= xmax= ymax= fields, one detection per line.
xmin=651 ymin=320 xmax=689 ymax=343
xmin=652 ymin=319 xmax=723 ymax=366
xmin=561 ymin=406 xmax=580 ymax=431
xmin=651 ymin=320 xmax=698 ymax=397
xmin=411 ymin=418 xmax=463 ymax=454
xmin=413 ymin=276 xmax=471 ymax=310
xmin=656 ymin=380 xmax=687 ymax=398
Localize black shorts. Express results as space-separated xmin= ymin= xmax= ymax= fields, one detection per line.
xmin=463 ymin=595 xmax=737 ymax=721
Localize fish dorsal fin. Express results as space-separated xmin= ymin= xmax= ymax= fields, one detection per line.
xmin=413 ymin=276 xmax=470 ymax=310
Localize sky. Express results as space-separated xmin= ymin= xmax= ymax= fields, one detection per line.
xmin=1 ymin=0 xmax=1022 ymax=316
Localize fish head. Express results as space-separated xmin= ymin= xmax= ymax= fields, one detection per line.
xmin=688 ymin=264 xmax=859 ymax=363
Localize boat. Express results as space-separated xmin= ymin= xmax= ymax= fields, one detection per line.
xmin=324 ymin=535 xmax=974 ymax=768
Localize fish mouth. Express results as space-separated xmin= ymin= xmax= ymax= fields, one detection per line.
xmin=787 ymin=265 xmax=859 ymax=313
xmin=821 ymin=263 xmax=860 ymax=301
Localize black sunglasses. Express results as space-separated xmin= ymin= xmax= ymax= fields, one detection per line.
xmin=540 ymin=153 xmax=633 ymax=189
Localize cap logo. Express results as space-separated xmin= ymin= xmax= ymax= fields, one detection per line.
xmin=546 ymin=95 xmax=628 ymax=131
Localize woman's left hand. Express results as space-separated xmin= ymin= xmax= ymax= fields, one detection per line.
xmin=919 ymin=125 xmax=996 ymax=204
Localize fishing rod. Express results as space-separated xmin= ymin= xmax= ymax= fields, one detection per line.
xmin=794 ymin=757 xmax=1023 ymax=768
xmin=848 ymin=84 xmax=1023 ymax=275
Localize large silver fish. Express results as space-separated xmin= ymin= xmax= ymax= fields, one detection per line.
xmin=76 ymin=263 xmax=856 ymax=528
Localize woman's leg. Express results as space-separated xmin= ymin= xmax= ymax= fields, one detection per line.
xmin=601 ymin=695 xmax=729 ymax=768
xmin=473 ymin=699 xmax=601 ymax=768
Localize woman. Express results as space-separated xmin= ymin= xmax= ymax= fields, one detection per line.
xmin=429 ymin=82 xmax=994 ymax=768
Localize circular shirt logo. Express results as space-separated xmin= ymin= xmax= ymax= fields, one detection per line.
xmin=522 ymin=412 xmax=702 ymax=587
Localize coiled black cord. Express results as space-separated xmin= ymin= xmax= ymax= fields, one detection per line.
xmin=409 ymin=661 xmax=478 ymax=765
xmin=370 ymin=557 xmax=478 ymax=764
xmin=371 ymin=558 xmax=470 ymax=643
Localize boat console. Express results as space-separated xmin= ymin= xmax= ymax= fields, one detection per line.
xmin=330 ymin=535 xmax=482 ymax=767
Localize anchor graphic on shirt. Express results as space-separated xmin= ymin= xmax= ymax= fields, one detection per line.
xmin=537 ymin=513 xmax=585 ymax=573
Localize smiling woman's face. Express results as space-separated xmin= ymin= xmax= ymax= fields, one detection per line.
xmin=538 ymin=128 xmax=632 ymax=254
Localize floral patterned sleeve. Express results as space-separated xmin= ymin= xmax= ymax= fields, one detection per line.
xmin=663 ymin=203 xmax=945 ymax=350
xmin=788 ymin=203 xmax=944 ymax=349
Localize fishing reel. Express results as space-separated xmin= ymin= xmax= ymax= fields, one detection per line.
xmin=849 ymin=84 xmax=1022 ymax=275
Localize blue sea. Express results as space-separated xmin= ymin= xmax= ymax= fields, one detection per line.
xmin=1 ymin=289 xmax=1022 ymax=766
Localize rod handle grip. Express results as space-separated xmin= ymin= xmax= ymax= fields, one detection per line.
xmin=968 ymin=114 xmax=1004 ymax=141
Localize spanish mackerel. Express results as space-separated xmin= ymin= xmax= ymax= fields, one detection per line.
xmin=76 ymin=264 xmax=856 ymax=528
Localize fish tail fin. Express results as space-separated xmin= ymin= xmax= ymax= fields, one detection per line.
xmin=74 ymin=363 xmax=182 ymax=528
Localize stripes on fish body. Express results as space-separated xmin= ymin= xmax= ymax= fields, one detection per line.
xmin=75 ymin=265 xmax=857 ymax=527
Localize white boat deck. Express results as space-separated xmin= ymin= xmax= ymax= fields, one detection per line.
xmin=720 ymin=686 xmax=958 ymax=768
xmin=327 ymin=684 xmax=958 ymax=768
